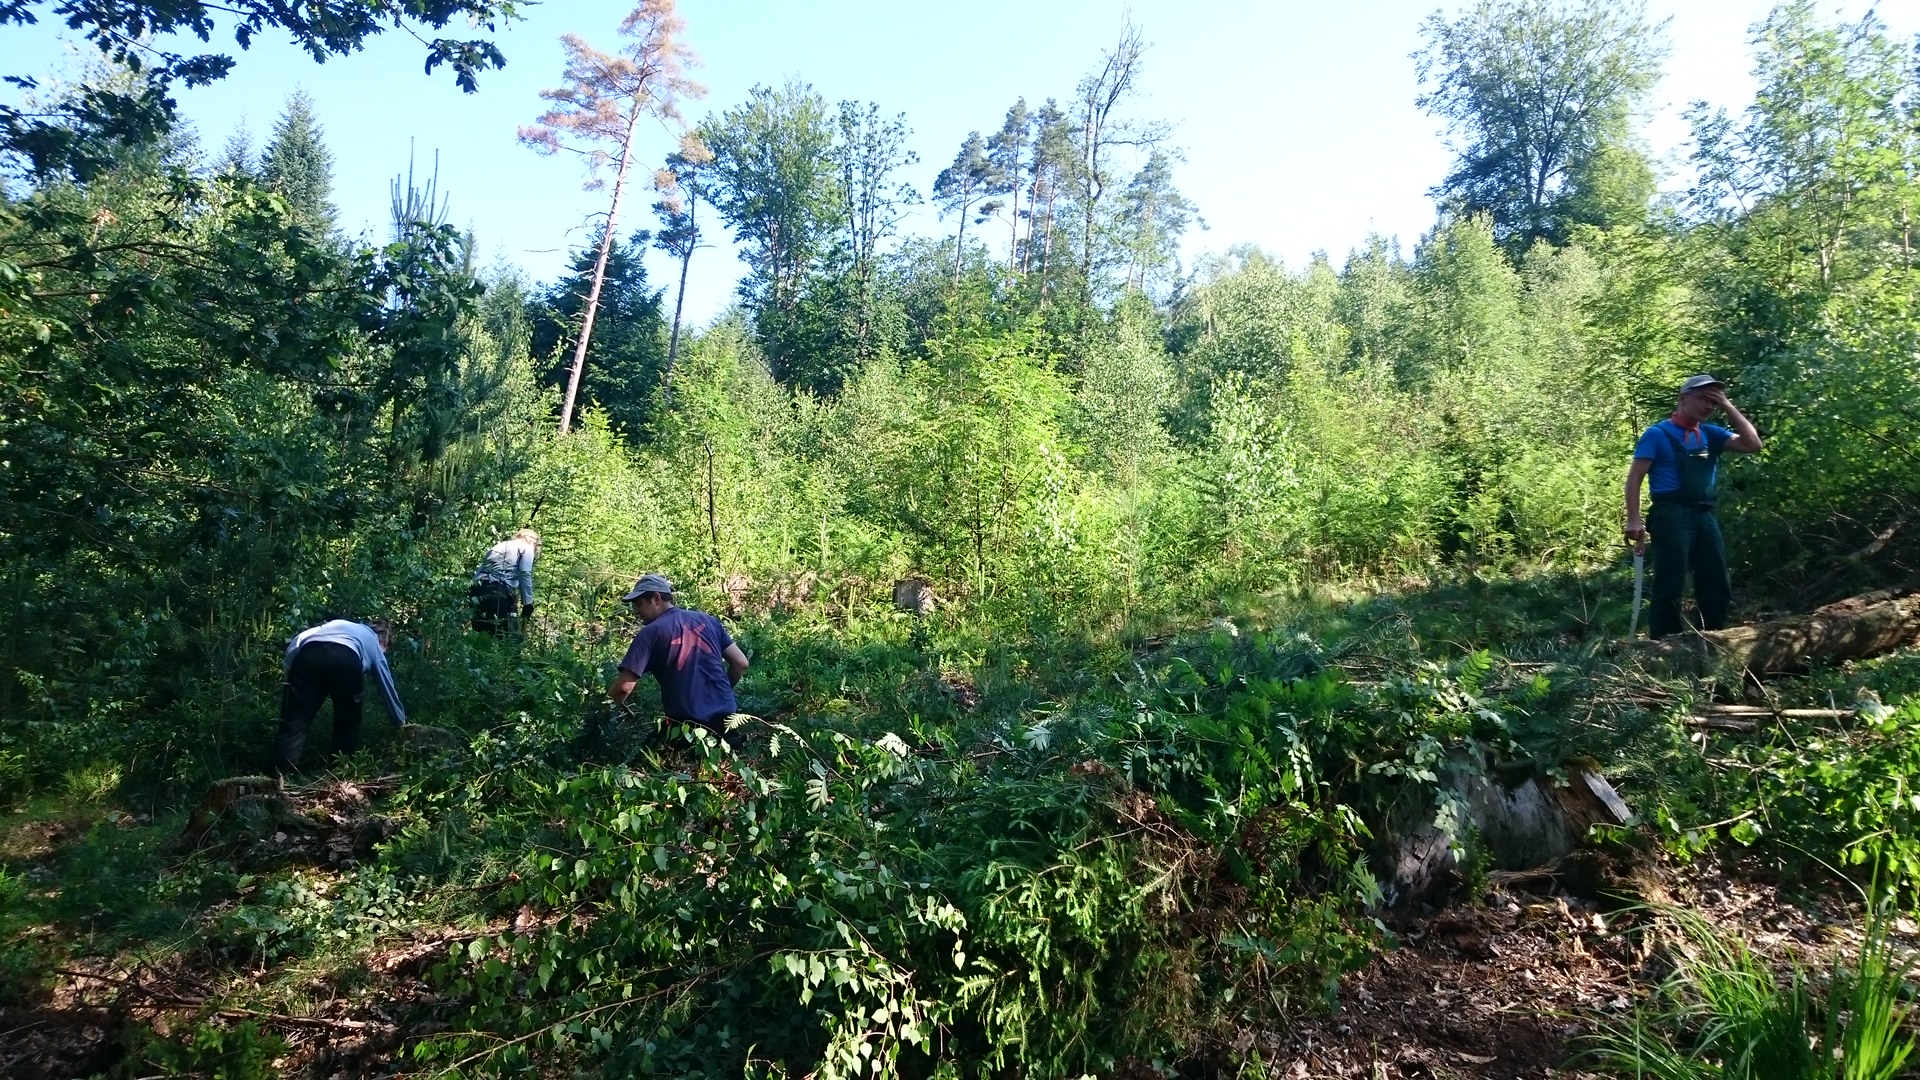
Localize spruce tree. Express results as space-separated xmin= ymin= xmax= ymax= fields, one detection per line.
xmin=216 ymin=120 xmax=255 ymax=179
xmin=260 ymin=90 xmax=338 ymax=234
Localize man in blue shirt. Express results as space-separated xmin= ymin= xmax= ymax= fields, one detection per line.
xmin=1623 ymin=374 xmax=1764 ymax=637
xmin=272 ymin=619 xmax=408 ymax=774
xmin=608 ymin=574 xmax=749 ymax=737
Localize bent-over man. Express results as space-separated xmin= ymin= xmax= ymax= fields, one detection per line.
xmin=471 ymin=528 xmax=540 ymax=635
xmin=1624 ymin=374 xmax=1764 ymax=638
xmin=272 ymin=619 xmax=407 ymax=774
xmin=608 ymin=574 xmax=749 ymax=737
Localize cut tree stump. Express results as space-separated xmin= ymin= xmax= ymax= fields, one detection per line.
xmin=1388 ymin=760 xmax=1633 ymax=906
xmin=1640 ymin=584 xmax=1920 ymax=677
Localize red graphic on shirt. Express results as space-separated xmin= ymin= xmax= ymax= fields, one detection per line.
xmin=667 ymin=621 xmax=712 ymax=671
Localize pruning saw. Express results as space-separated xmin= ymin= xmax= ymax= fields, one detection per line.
xmin=1629 ymin=549 xmax=1646 ymax=638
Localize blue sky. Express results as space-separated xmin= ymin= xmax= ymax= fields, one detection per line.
xmin=4 ymin=1 xmax=1912 ymax=327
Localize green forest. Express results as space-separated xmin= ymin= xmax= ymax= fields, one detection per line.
xmin=3 ymin=0 xmax=1919 ymax=1076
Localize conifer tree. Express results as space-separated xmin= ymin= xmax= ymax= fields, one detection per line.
xmin=985 ymin=99 xmax=1030 ymax=266
xmin=933 ymin=132 xmax=993 ymax=288
xmin=1117 ymin=150 xmax=1198 ymax=296
xmin=216 ymin=120 xmax=254 ymax=178
xmin=520 ymin=0 xmax=703 ymax=434
xmin=1026 ymin=99 xmax=1076 ymax=288
xmin=260 ymin=90 xmax=337 ymax=233
xmin=652 ymin=134 xmax=714 ymax=398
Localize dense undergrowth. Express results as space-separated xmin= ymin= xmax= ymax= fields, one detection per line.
xmin=5 ymin=569 xmax=1920 ymax=1077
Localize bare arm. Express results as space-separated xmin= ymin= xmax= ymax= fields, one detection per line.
xmin=1624 ymin=457 xmax=1653 ymax=554
xmin=608 ymin=669 xmax=640 ymax=705
xmin=723 ymin=643 xmax=749 ymax=686
xmin=1707 ymin=389 xmax=1763 ymax=453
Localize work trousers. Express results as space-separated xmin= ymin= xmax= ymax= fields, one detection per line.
xmin=1647 ymin=501 xmax=1731 ymax=638
xmin=470 ymin=580 xmax=519 ymax=636
xmin=273 ymin=641 xmax=365 ymax=774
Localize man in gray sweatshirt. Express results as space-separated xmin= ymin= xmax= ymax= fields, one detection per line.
xmin=272 ymin=619 xmax=408 ymax=774
xmin=470 ymin=528 xmax=540 ymax=635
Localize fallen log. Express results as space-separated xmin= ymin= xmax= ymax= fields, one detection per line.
xmin=1700 ymin=704 xmax=1853 ymax=719
xmin=1640 ymin=585 xmax=1920 ymax=677
xmin=1686 ymin=716 xmax=1758 ymax=733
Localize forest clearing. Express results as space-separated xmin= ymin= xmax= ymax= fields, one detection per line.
xmin=3 ymin=0 xmax=1919 ymax=1076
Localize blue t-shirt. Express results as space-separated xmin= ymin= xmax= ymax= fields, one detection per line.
xmin=618 ymin=607 xmax=738 ymax=728
xmin=1633 ymin=419 xmax=1732 ymax=496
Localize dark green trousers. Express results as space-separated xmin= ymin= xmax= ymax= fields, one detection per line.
xmin=1647 ymin=501 xmax=1730 ymax=637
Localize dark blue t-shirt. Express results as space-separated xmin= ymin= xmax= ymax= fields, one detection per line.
xmin=1633 ymin=419 xmax=1732 ymax=495
xmin=619 ymin=607 xmax=737 ymax=729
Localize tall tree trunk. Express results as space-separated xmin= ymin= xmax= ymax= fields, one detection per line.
xmin=951 ymin=187 xmax=970 ymax=288
xmin=1019 ymin=182 xmax=1035 ymax=276
xmin=1038 ymin=186 xmax=1057 ymax=301
xmin=560 ymin=104 xmax=643 ymax=434
xmin=663 ymin=194 xmax=696 ymax=404
xmin=1007 ymin=165 xmax=1021 ymax=268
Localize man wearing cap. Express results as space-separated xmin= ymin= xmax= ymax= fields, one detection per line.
xmin=1624 ymin=375 xmax=1764 ymax=637
xmin=470 ymin=528 xmax=540 ymax=635
xmin=608 ymin=574 xmax=750 ymax=737
xmin=272 ymin=618 xmax=407 ymax=774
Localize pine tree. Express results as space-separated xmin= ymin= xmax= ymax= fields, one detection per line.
xmin=933 ymin=132 xmax=993 ymax=287
xmin=985 ymin=99 xmax=1030 ymax=266
xmin=260 ymin=90 xmax=338 ymax=233
xmin=520 ymin=0 xmax=703 ymax=434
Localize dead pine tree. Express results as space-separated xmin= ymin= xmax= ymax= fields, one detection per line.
xmin=520 ymin=0 xmax=704 ymax=434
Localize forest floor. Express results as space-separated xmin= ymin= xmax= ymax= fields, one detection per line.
xmin=1253 ymin=855 xmax=1916 ymax=1079
xmin=2 ymin=797 xmax=1911 ymax=1079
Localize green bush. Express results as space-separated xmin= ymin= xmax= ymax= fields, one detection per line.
xmin=1715 ymin=694 xmax=1920 ymax=901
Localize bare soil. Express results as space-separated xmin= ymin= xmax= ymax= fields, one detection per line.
xmin=1247 ymin=855 xmax=1917 ymax=1079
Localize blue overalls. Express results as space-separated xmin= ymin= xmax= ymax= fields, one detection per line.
xmin=1647 ymin=423 xmax=1730 ymax=637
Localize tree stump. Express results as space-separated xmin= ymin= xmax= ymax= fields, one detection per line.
xmin=893 ymin=577 xmax=936 ymax=616
xmin=1388 ymin=758 xmax=1632 ymax=907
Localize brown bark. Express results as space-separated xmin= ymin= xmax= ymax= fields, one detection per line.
xmin=1389 ymin=761 xmax=1632 ymax=906
xmin=664 ymin=193 xmax=695 ymax=402
xmin=1642 ymin=585 xmax=1920 ymax=676
xmin=560 ymin=105 xmax=642 ymax=434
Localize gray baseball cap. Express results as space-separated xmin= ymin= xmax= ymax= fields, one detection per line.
xmin=620 ymin=573 xmax=674 ymax=601
xmin=1680 ymin=373 xmax=1724 ymax=394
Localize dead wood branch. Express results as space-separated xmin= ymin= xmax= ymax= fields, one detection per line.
xmin=1700 ymin=704 xmax=1854 ymax=719
xmin=1686 ymin=717 xmax=1759 ymax=733
xmin=1639 ymin=585 xmax=1920 ymax=676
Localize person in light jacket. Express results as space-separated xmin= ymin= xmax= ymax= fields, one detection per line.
xmin=271 ymin=619 xmax=407 ymax=774
xmin=471 ymin=528 xmax=540 ymax=635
